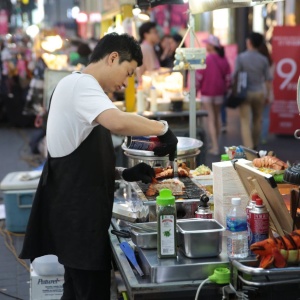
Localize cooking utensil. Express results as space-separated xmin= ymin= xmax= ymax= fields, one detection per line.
xmin=125 ymin=221 xmax=157 ymax=233
xmin=120 ymin=242 xmax=144 ymax=277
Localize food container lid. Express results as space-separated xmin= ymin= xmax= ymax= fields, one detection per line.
xmin=0 ymin=171 xmax=41 ymax=190
xmin=156 ymin=189 xmax=175 ymax=205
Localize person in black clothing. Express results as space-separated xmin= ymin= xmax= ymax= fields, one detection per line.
xmin=19 ymin=33 xmax=178 ymax=300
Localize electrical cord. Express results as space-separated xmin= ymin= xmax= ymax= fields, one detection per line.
xmin=194 ymin=278 xmax=211 ymax=300
xmin=0 ymin=220 xmax=30 ymax=272
xmin=0 ymin=220 xmax=29 ymax=300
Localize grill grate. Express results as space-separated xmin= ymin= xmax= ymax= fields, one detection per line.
xmin=136 ymin=177 xmax=204 ymax=201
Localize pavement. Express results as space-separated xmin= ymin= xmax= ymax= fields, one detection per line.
xmin=0 ymin=108 xmax=300 ymax=299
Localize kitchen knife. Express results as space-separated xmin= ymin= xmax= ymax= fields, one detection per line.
xmin=120 ymin=242 xmax=144 ymax=277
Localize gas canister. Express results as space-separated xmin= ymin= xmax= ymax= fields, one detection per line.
xmin=249 ymin=197 xmax=269 ymax=250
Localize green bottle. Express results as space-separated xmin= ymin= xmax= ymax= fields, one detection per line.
xmin=156 ymin=189 xmax=177 ymax=258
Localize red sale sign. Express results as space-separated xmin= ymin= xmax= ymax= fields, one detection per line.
xmin=270 ymin=26 xmax=300 ymax=134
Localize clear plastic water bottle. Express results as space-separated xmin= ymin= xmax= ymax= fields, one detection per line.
xmin=226 ymin=197 xmax=248 ymax=259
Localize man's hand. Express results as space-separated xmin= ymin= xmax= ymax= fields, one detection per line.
xmin=122 ymin=163 xmax=155 ymax=184
xmin=153 ymin=128 xmax=178 ymax=161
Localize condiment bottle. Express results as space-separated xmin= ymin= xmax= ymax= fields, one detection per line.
xmin=136 ymin=85 xmax=145 ymax=114
xmin=150 ymin=85 xmax=157 ymax=112
xmin=156 ymin=189 xmax=177 ymax=258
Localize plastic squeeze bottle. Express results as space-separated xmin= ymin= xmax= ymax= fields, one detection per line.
xmin=156 ymin=189 xmax=177 ymax=258
xmin=226 ymin=197 xmax=248 ymax=259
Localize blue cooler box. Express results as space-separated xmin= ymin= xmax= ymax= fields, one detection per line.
xmin=0 ymin=171 xmax=41 ymax=232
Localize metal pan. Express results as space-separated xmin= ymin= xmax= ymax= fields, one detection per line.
xmin=111 ymin=222 xmax=158 ymax=249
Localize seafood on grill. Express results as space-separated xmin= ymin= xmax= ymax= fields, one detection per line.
xmin=178 ymin=163 xmax=190 ymax=177
xmin=252 ymin=156 xmax=288 ymax=171
xmin=155 ymin=166 xmax=173 ymax=179
xmin=250 ymin=230 xmax=300 ymax=268
xmin=155 ymin=163 xmax=190 ymax=179
xmin=146 ymin=178 xmax=185 ymax=197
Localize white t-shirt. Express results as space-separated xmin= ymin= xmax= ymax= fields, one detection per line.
xmin=46 ymin=72 xmax=117 ymax=158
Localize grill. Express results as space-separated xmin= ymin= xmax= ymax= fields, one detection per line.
xmin=136 ymin=177 xmax=204 ymax=201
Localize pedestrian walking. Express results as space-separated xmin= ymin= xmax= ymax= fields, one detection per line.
xmin=234 ymin=32 xmax=272 ymax=150
xmin=136 ymin=21 xmax=161 ymax=82
xmin=196 ymin=34 xmax=231 ymax=155
xmin=258 ymin=42 xmax=274 ymax=144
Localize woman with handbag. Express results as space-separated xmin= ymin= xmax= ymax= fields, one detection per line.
xmin=196 ymin=34 xmax=231 ymax=155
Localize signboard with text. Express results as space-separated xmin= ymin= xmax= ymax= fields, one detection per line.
xmin=270 ymin=26 xmax=300 ymax=134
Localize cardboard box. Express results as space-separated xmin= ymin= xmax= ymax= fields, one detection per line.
xmin=0 ymin=171 xmax=40 ymax=232
xmin=212 ymin=160 xmax=251 ymax=227
xmin=30 ymin=268 xmax=64 ymax=300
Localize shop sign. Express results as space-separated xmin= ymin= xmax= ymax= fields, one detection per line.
xmin=270 ymin=26 xmax=300 ymax=134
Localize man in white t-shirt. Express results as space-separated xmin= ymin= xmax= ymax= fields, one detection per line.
xmin=19 ymin=33 xmax=178 ymax=300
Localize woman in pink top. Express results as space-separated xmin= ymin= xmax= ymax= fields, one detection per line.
xmin=196 ymin=35 xmax=231 ymax=155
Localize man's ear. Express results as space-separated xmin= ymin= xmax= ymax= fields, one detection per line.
xmin=108 ymin=51 xmax=119 ymax=65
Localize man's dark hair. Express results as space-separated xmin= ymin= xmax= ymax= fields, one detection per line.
xmin=89 ymin=33 xmax=143 ymax=67
xmin=77 ymin=43 xmax=92 ymax=57
xmin=138 ymin=21 xmax=157 ymax=43
xmin=248 ymin=32 xmax=264 ymax=49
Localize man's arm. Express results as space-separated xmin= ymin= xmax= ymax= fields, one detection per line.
xmin=95 ymin=108 xmax=166 ymax=137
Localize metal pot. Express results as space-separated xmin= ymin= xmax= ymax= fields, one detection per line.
xmin=124 ymin=150 xmax=200 ymax=169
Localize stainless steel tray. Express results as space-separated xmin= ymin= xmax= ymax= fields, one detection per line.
xmin=231 ymin=259 xmax=300 ymax=287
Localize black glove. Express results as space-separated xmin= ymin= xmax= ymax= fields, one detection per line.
xmin=122 ymin=163 xmax=155 ymax=184
xmin=153 ymin=128 xmax=178 ymax=161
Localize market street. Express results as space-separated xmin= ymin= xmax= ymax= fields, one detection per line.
xmin=0 ymin=107 xmax=299 ymax=299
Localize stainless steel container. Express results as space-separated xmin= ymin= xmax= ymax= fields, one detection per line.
xmin=176 ymin=218 xmax=225 ymax=258
xmin=130 ymin=222 xmax=157 ymax=249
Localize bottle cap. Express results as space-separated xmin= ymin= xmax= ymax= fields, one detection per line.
xmin=221 ymin=154 xmax=230 ymax=161
xmin=256 ymin=198 xmax=263 ymax=206
xmin=156 ymin=189 xmax=175 ymax=205
xmin=251 ymin=193 xmax=258 ymax=201
xmin=231 ymin=197 xmax=241 ymax=205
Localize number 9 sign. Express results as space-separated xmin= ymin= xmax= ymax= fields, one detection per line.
xmin=270 ymin=26 xmax=300 ymax=134
xmin=276 ymin=58 xmax=297 ymax=90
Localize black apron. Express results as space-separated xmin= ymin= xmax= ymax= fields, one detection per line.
xmin=19 ymin=125 xmax=116 ymax=271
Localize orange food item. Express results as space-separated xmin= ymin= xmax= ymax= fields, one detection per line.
xmin=252 ymin=156 xmax=288 ymax=171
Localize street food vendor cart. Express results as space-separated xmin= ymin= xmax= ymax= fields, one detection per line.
xmin=110 ymin=157 xmax=300 ymax=299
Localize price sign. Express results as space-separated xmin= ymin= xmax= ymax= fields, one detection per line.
xmin=270 ymin=26 xmax=300 ymax=134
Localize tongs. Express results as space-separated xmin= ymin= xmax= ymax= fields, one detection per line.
xmin=125 ymin=222 xmax=156 ymax=233
xmin=169 ymin=150 xmax=178 ymax=179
